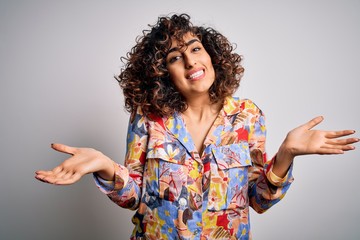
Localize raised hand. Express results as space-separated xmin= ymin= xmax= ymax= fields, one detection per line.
xmin=281 ymin=116 xmax=358 ymax=156
xmin=35 ymin=143 xmax=115 ymax=185
xmin=273 ymin=116 xmax=358 ymax=178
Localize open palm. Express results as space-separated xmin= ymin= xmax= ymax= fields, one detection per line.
xmin=282 ymin=116 xmax=357 ymax=157
xmin=35 ymin=143 xmax=115 ymax=185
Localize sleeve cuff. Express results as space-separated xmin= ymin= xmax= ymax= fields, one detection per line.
xmin=265 ymin=154 xmax=294 ymax=187
xmin=266 ymin=168 xmax=289 ymax=187
xmin=93 ymin=163 xmax=129 ymax=193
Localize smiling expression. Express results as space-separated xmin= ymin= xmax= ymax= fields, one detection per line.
xmin=166 ymin=33 xmax=215 ymax=100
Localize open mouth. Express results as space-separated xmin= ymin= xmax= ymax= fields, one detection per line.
xmin=188 ymin=69 xmax=204 ymax=80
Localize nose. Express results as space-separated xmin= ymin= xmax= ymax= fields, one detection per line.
xmin=184 ymin=53 xmax=196 ymax=69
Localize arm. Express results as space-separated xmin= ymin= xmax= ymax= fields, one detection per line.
xmin=247 ymin=105 xmax=293 ymax=213
xmin=35 ymin=108 xmax=149 ymax=210
xmin=248 ymin=112 xmax=358 ymax=213
xmin=95 ymin=109 xmax=148 ymax=210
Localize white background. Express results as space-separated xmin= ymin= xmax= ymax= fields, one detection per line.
xmin=1 ymin=0 xmax=359 ymax=239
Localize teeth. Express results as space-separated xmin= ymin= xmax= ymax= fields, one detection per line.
xmin=189 ymin=70 xmax=203 ymax=79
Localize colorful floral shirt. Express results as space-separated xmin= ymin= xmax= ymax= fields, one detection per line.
xmin=94 ymin=97 xmax=294 ymax=240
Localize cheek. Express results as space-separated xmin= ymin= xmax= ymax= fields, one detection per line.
xmin=208 ymin=63 xmax=216 ymax=80
xmin=204 ymin=56 xmax=215 ymax=76
xmin=167 ymin=72 xmax=180 ymax=88
xmin=167 ymin=66 xmax=180 ymax=79
xmin=168 ymin=68 xmax=184 ymax=85
xmin=168 ymin=72 xmax=179 ymax=85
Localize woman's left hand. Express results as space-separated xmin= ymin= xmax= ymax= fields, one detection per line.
xmin=281 ymin=116 xmax=358 ymax=157
xmin=273 ymin=116 xmax=358 ymax=177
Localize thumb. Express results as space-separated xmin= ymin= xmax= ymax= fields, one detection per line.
xmin=51 ymin=143 xmax=77 ymax=155
xmin=302 ymin=116 xmax=324 ymax=130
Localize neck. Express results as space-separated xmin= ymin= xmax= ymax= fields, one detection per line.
xmin=183 ymin=96 xmax=222 ymax=123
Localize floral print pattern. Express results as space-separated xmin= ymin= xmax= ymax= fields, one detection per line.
xmin=94 ymin=97 xmax=294 ymax=239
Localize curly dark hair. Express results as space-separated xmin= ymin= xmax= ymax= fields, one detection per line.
xmin=116 ymin=13 xmax=244 ymax=117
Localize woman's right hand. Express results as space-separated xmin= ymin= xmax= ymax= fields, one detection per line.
xmin=35 ymin=143 xmax=115 ymax=185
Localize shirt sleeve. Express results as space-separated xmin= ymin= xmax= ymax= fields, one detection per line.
xmin=265 ymin=155 xmax=292 ymax=187
xmin=246 ymin=101 xmax=294 ymax=213
xmin=93 ymin=107 xmax=148 ymax=210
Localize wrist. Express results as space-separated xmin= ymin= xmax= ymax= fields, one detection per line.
xmin=277 ymin=142 xmax=295 ymax=164
xmin=272 ymin=144 xmax=295 ymax=178
xmin=97 ymin=156 xmax=115 ymax=181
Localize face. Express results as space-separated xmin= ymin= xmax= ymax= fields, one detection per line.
xmin=165 ymin=32 xmax=215 ymax=100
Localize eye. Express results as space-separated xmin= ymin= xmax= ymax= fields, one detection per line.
xmin=192 ymin=47 xmax=201 ymax=52
xmin=168 ymin=55 xmax=181 ymax=64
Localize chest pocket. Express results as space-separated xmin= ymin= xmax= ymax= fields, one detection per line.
xmin=146 ymin=142 xmax=189 ymax=203
xmin=208 ymin=142 xmax=252 ymax=211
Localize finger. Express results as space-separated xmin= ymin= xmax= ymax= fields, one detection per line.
xmin=326 ymin=138 xmax=360 ymax=145
xmin=35 ymin=153 xmax=73 ymax=176
xmin=318 ymin=147 xmax=344 ymax=155
xmin=37 ymin=168 xmax=68 ymax=184
xmin=325 ymin=130 xmax=356 ymax=139
xmin=35 ymin=174 xmax=50 ymax=183
xmin=331 ymin=144 xmax=355 ymax=151
xmin=38 ymin=175 xmax=57 ymax=184
xmin=54 ymin=172 xmax=82 ymax=185
xmin=302 ymin=116 xmax=324 ymax=130
xmin=42 ymin=172 xmax=69 ymax=184
xmin=60 ymin=171 xmax=74 ymax=181
xmin=35 ymin=170 xmax=58 ymax=179
xmin=46 ymin=165 xmax=63 ymax=175
xmin=36 ymin=177 xmax=50 ymax=184
xmin=53 ymin=170 xmax=68 ymax=180
xmin=51 ymin=143 xmax=78 ymax=155
xmin=342 ymin=145 xmax=356 ymax=151
xmin=321 ymin=144 xmax=355 ymax=153
xmin=35 ymin=170 xmax=52 ymax=175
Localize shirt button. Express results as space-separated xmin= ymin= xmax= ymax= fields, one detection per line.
xmin=193 ymin=229 xmax=200 ymax=235
xmin=196 ymin=195 xmax=201 ymax=202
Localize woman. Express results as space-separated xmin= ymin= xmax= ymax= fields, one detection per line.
xmin=35 ymin=14 xmax=358 ymax=239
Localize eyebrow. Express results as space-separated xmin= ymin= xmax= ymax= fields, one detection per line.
xmin=167 ymin=38 xmax=201 ymax=54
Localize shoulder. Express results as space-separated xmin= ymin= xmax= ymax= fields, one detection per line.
xmin=130 ymin=106 xmax=175 ymax=132
xmin=240 ymin=98 xmax=263 ymax=114
xmin=224 ymin=96 xmax=263 ymax=115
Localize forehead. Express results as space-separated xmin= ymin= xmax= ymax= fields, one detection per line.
xmin=169 ymin=32 xmax=200 ymax=49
